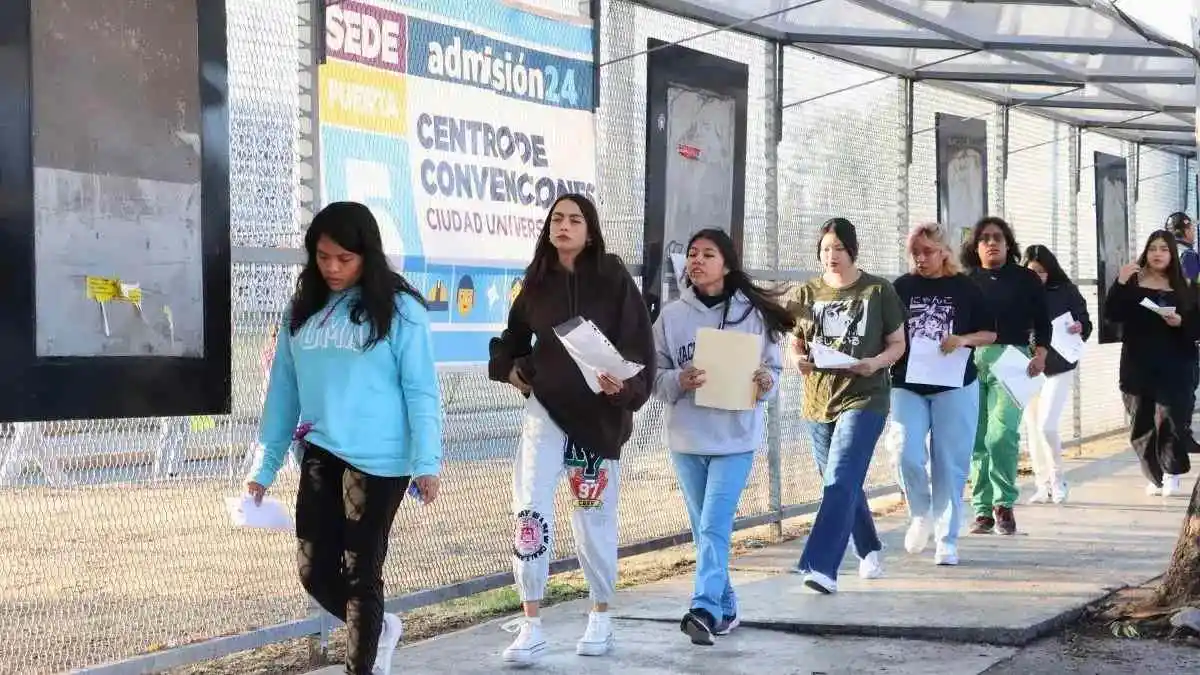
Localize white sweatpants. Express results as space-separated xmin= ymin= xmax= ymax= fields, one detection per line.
xmin=1024 ymin=371 xmax=1073 ymax=488
xmin=512 ymin=395 xmax=620 ymax=604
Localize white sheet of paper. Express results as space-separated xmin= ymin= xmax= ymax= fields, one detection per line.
xmin=809 ymin=342 xmax=860 ymax=369
xmin=1050 ymin=311 xmax=1085 ymax=365
xmin=554 ymin=318 xmax=645 ymax=393
xmin=1139 ymin=296 xmax=1176 ymax=315
xmin=991 ymin=346 xmax=1046 ymax=409
xmin=225 ymin=495 xmax=293 ymax=531
xmin=905 ymin=337 xmax=970 ymax=388
xmin=692 ymin=327 xmax=760 ymax=411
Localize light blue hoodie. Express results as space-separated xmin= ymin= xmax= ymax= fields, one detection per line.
xmin=652 ymin=286 xmax=783 ymax=455
xmin=250 ymin=288 xmax=443 ymax=488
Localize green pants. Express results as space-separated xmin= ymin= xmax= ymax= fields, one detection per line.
xmin=970 ymin=345 xmax=1025 ymax=515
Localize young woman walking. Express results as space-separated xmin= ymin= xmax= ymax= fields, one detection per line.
xmin=1022 ymin=245 xmax=1092 ymax=504
xmin=247 ymin=201 xmax=443 ymax=675
xmin=488 ymin=194 xmax=656 ymax=666
xmin=787 ymin=218 xmax=907 ymax=594
xmin=887 ymin=223 xmax=996 ymax=567
xmin=962 ymin=217 xmax=1050 ymax=536
xmin=1105 ymin=230 xmax=1198 ymax=497
xmin=652 ymin=228 xmax=793 ymax=645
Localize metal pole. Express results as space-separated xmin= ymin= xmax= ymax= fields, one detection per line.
xmin=764 ymin=39 xmax=784 ymax=541
xmin=1069 ymin=125 xmax=1083 ymax=444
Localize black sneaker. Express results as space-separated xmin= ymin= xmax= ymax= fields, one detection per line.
xmin=970 ymin=515 xmax=995 ymax=534
xmin=680 ymin=608 xmax=716 ymax=646
xmin=714 ymin=614 xmax=740 ymax=636
xmin=994 ymin=505 xmax=1016 ymax=535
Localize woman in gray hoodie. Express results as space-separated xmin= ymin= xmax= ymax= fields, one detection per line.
xmin=652 ymin=228 xmax=794 ymax=646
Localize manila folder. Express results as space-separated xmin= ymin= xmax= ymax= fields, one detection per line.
xmin=692 ymin=327 xmax=760 ymax=411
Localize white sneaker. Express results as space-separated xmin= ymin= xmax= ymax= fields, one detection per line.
xmin=934 ymin=542 xmax=959 ymax=566
xmin=858 ymin=551 xmax=884 ymax=579
xmin=576 ymin=611 xmax=614 ymax=656
xmin=501 ymin=617 xmax=547 ymax=666
xmin=1051 ymin=481 xmax=1069 ymax=504
xmin=1164 ymin=474 xmax=1183 ymax=497
xmin=1028 ymin=485 xmax=1051 ymax=504
xmin=372 ymin=613 xmax=403 ymax=675
xmin=904 ymin=517 xmax=932 ymax=553
xmin=1146 ymin=482 xmax=1163 ymax=496
xmin=802 ymin=570 xmax=837 ymax=594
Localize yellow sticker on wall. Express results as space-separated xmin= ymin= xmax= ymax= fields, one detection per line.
xmin=86 ymin=276 xmax=119 ymax=302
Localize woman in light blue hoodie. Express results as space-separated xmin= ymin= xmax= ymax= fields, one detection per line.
xmin=652 ymin=229 xmax=793 ymax=646
xmin=246 ymin=201 xmax=443 ymax=675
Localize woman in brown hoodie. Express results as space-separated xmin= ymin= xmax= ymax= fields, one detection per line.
xmin=488 ymin=193 xmax=655 ymax=667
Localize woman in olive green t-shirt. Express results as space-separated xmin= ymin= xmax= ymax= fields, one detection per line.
xmin=787 ymin=217 xmax=907 ymax=594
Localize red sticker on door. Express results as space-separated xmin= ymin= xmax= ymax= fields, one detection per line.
xmin=677 ymin=144 xmax=701 ymax=160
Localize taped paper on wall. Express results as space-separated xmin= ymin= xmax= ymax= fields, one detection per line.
xmin=85 ymin=276 xmax=146 ymax=336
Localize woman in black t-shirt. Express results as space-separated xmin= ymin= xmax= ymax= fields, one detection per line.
xmin=1105 ymin=230 xmax=1198 ymax=497
xmin=887 ymin=223 xmax=996 ymax=567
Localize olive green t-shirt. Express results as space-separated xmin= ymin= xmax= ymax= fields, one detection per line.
xmin=787 ymin=272 xmax=906 ymax=422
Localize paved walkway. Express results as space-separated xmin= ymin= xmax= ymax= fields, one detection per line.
xmin=315 ymin=447 xmax=1191 ymax=674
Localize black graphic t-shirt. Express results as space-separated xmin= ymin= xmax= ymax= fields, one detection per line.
xmin=891 ymin=273 xmax=995 ymax=396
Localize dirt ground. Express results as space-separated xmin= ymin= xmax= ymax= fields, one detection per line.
xmin=982 ymin=585 xmax=1200 ymax=675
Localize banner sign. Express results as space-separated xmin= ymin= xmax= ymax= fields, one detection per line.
xmin=319 ymin=0 xmax=596 ymax=364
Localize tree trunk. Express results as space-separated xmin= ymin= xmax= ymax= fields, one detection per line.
xmin=1154 ymin=475 xmax=1200 ymax=608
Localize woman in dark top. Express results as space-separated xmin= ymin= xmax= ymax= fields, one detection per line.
xmin=1021 ymin=245 xmax=1092 ymax=505
xmin=887 ymin=223 xmax=996 ymax=567
xmin=1105 ymin=230 xmax=1198 ymax=497
xmin=961 ymin=217 xmax=1050 ymax=536
xmin=488 ymin=193 xmax=656 ymax=667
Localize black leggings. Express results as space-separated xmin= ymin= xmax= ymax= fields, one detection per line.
xmin=1123 ymin=393 xmax=1193 ymax=486
xmin=296 ymin=443 xmax=409 ymax=675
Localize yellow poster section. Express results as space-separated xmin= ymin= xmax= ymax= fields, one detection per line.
xmin=320 ymin=59 xmax=408 ymax=136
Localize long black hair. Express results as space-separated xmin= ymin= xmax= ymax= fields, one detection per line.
xmin=523 ymin=193 xmax=606 ymax=287
xmin=816 ymin=217 xmax=860 ymax=262
xmin=1137 ymin=229 xmax=1194 ymax=312
xmin=962 ymin=216 xmax=1020 ymax=269
xmin=289 ymin=201 xmax=426 ymax=349
xmin=686 ymin=228 xmax=796 ymax=342
xmin=1022 ymin=244 xmax=1072 ymax=288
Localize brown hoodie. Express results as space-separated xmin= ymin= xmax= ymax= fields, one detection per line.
xmin=488 ymin=253 xmax=655 ymax=459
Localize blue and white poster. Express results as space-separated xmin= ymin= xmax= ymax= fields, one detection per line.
xmin=319 ymin=0 xmax=596 ymax=363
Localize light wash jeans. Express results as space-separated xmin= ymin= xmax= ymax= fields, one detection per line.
xmin=671 ymin=451 xmax=755 ymax=620
xmin=888 ymin=382 xmax=980 ymax=547
xmin=797 ymin=408 xmax=886 ymax=579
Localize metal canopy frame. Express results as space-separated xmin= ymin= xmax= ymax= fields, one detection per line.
xmin=631 ymin=0 xmax=1198 ymax=156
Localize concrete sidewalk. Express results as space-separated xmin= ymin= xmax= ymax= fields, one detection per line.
xmin=315 ymin=448 xmax=1190 ymax=674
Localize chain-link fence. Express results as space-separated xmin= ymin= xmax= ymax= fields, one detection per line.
xmin=0 ymin=0 xmax=1194 ymax=672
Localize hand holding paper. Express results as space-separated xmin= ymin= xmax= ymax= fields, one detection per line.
xmin=554 ymin=318 xmax=644 ymax=394
xmin=991 ymin=346 xmax=1046 ymax=408
xmin=692 ymin=327 xmax=759 ymax=410
xmin=905 ymin=337 xmax=970 ymax=388
xmin=1050 ymin=312 xmax=1085 ymax=365
xmin=809 ymin=342 xmax=860 ymax=369
xmin=225 ymin=494 xmax=292 ymax=531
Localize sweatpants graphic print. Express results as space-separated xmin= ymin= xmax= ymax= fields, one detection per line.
xmin=512 ymin=395 xmax=620 ymax=604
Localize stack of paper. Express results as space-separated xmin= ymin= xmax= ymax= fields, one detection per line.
xmin=693 ymin=327 xmax=759 ymax=410
xmin=224 ymin=495 xmax=293 ymax=531
xmin=905 ymin=337 xmax=970 ymax=388
xmin=991 ymin=346 xmax=1046 ymax=408
xmin=809 ymin=342 xmax=860 ymax=369
xmin=554 ymin=318 xmax=645 ymax=393
xmin=1050 ymin=312 xmax=1085 ymax=364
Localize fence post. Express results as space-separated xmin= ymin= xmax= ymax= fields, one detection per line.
xmin=764 ymin=39 xmax=784 ymax=540
xmin=297 ymin=0 xmax=331 ymax=662
xmin=1068 ymin=124 xmax=1082 ymax=443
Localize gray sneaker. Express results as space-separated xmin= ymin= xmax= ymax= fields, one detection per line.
xmin=714 ymin=614 xmax=740 ymax=636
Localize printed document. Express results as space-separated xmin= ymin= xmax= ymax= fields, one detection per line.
xmin=809 ymin=342 xmax=860 ymax=369
xmin=1139 ymin=297 xmax=1176 ymax=316
xmin=905 ymin=337 xmax=970 ymax=388
xmin=554 ymin=317 xmax=645 ymax=394
xmin=225 ymin=495 xmax=292 ymax=531
xmin=1049 ymin=311 xmax=1085 ymax=365
xmin=991 ymin=346 xmax=1046 ymax=409
xmin=692 ymin=327 xmax=759 ymax=411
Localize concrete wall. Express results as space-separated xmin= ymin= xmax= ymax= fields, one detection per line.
xmin=32 ymin=0 xmax=204 ymax=357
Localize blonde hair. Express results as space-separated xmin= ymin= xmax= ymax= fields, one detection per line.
xmin=907 ymin=222 xmax=961 ymax=276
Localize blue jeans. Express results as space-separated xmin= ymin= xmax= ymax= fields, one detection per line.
xmin=889 ymin=383 xmax=979 ymax=547
xmin=671 ymin=451 xmax=755 ymax=620
xmin=797 ymin=408 xmax=886 ymax=579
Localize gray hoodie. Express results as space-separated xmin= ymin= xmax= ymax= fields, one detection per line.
xmin=652 ymin=286 xmax=783 ymax=455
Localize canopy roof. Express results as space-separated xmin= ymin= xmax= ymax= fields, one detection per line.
xmin=637 ymin=0 xmax=1199 ymax=155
